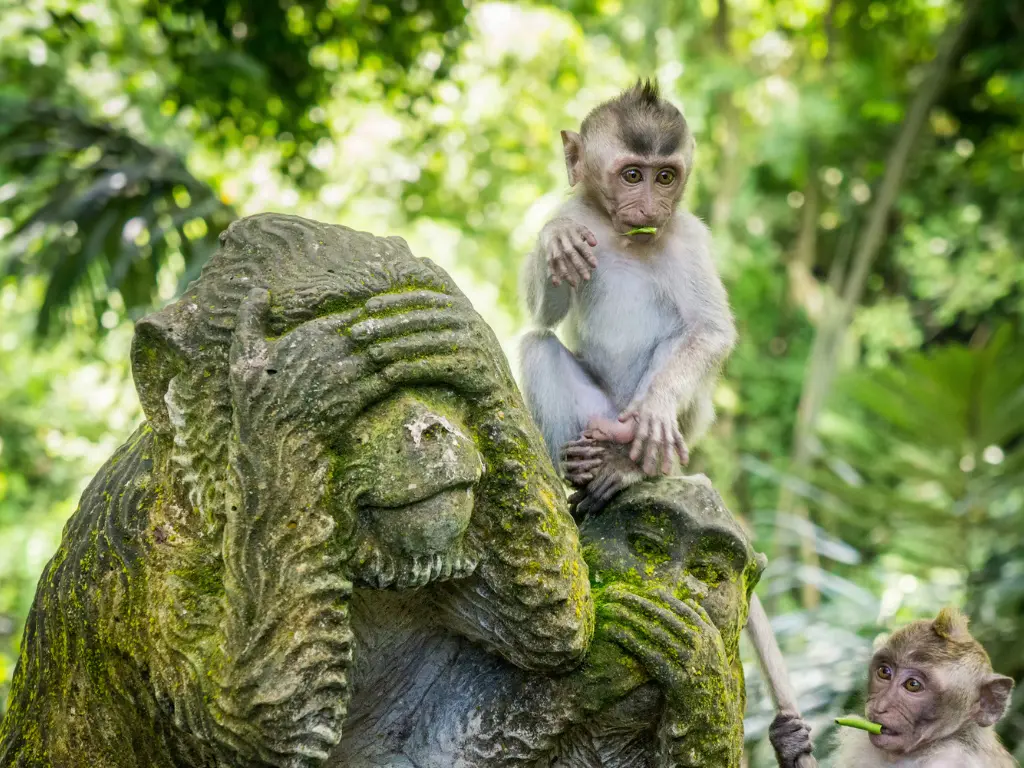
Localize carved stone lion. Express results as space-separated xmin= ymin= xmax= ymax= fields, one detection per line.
xmin=0 ymin=214 xmax=594 ymax=768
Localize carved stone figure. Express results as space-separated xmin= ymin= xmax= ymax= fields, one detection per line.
xmin=332 ymin=476 xmax=764 ymax=767
xmin=0 ymin=214 xmax=592 ymax=768
xmin=0 ymin=213 xmax=758 ymax=768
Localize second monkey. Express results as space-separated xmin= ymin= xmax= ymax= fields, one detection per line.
xmin=519 ymin=79 xmax=736 ymax=514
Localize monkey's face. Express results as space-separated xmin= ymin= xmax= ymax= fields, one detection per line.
xmin=579 ymin=480 xmax=761 ymax=638
xmin=583 ymin=143 xmax=688 ymax=238
xmin=863 ymin=650 xmax=961 ymax=753
xmin=330 ymin=390 xmax=485 ymax=589
xmin=864 ymin=650 xmax=1013 ymax=754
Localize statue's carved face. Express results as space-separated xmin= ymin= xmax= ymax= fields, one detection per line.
xmin=580 ymin=479 xmax=762 ymax=638
xmin=329 ymin=390 xmax=486 ymax=589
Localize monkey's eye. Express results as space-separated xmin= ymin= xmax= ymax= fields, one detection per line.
xmin=903 ymin=678 xmax=923 ymax=693
xmin=877 ymin=665 xmax=893 ymax=681
xmin=621 ymin=167 xmax=643 ymax=184
xmin=656 ymin=169 xmax=676 ymax=185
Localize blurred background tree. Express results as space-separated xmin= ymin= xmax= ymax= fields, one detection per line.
xmin=1 ymin=0 xmax=1022 ymax=763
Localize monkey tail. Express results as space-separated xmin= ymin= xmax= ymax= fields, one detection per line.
xmin=747 ymin=593 xmax=819 ymax=768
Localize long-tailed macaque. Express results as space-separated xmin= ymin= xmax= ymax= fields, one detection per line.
xmin=519 ymin=79 xmax=737 ymax=516
xmin=770 ymin=607 xmax=1018 ymax=768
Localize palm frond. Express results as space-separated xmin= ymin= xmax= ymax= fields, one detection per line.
xmin=0 ymin=98 xmax=236 ymax=338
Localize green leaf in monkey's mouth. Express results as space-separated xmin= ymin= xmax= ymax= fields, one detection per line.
xmin=834 ymin=716 xmax=884 ymax=735
xmin=624 ymin=227 xmax=657 ymax=236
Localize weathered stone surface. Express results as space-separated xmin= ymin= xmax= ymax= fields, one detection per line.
xmin=331 ymin=475 xmax=764 ymax=767
xmin=0 ymin=212 xmax=760 ymax=768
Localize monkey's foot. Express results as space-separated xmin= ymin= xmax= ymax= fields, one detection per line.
xmin=582 ymin=416 xmax=636 ymax=445
xmin=566 ymin=445 xmax=645 ymax=518
xmin=560 ymin=436 xmax=607 ymax=489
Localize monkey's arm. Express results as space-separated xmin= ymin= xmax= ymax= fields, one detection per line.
xmin=523 ymin=236 xmax=572 ymax=327
xmin=522 ymin=201 xmax=599 ymax=327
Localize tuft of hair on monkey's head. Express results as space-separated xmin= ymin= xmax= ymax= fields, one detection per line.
xmin=580 ymin=78 xmax=692 ymax=159
xmin=888 ymin=606 xmax=994 ymax=671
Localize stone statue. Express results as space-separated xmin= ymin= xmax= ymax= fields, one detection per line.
xmin=0 ymin=213 xmax=759 ymax=768
xmin=332 ymin=476 xmax=764 ymax=768
xmin=0 ymin=213 xmax=592 ymax=768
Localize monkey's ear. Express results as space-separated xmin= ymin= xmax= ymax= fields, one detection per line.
xmin=560 ymin=130 xmax=583 ymax=187
xmin=976 ymin=674 xmax=1014 ymax=727
xmin=130 ymin=303 xmax=192 ymax=435
xmin=933 ymin=606 xmax=971 ymax=641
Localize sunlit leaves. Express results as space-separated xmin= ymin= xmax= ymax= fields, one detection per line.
xmin=0 ymin=100 xmax=235 ymax=337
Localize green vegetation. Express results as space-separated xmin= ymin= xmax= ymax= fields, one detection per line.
xmin=1 ymin=0 xmax=1022 ymax=764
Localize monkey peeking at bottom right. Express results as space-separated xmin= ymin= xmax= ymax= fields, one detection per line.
xmin=770 ymin=607 xmax=1017 ymax=768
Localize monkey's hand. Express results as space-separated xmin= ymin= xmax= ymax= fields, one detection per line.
xmin=618 ymin=397 xmax=688 ymax=476
xmin=542 ymin=216 xmax=598 ymax=288
xmin=769 ymin=711 xmax=814 ymax=768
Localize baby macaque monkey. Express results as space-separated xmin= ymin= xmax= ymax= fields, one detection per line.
xmin=770 ymin=607 xmax=1018 ymax=768
xmin=519 ymin=79 xmax=736 ymax=515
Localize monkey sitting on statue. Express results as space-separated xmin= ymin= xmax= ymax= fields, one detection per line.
xmin=519 ymin=78 xmax=736 ymax=516
xmin=770 ymin=607 xmax=1018 ymax=768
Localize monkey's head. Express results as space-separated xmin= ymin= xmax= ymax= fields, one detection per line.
xmin=580 ymin=476 xmax=765 ymax=645
xmin=561 ymin=79 xmax=696 ymax=240
xmin=864 ymin=607 xmax=1015 ymax=755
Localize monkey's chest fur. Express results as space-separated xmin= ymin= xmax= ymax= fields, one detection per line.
xmin=568 ymin=252 xmax=681 ymax=407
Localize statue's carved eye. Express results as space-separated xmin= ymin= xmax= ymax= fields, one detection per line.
xmin=627 ymin=532 xmax=669 ymax=563
xmin=690 ymin=561 xmax=727 ymax=588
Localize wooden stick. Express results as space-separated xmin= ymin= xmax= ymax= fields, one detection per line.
xmin=747 ymin=593 xmax=818 ymax=768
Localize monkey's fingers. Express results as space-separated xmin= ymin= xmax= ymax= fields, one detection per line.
xmin=578 ymin=225 xmax=598 ymax=255
xmin=559 ymin=236 xmax=589 ymax=285
xmin=570 ymin=229 xmax=597 ymax=268
xmin=564 ymin=473 xmax=595 ymax=490
xmin=561 ymin=440 xmax=606 ymax=459
xmin=672 ymin=428 xmax=689 ymax=467
xmin=562 ymin=457 xmax=603 ymax=486
xmin=573 ymin=493 xmax=605 ymax=517
xmin=641 ymin=422 xmax=664 ymax=476
xmin=562 ymin=234 xmax=593 ymax=282
xmin=661 ymin=423 xmax=676 ymax=475
xmin=629 ymin=414 xmax=652 ymax=463
xmin=547 ymin=253 xmax=570 ymax=287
